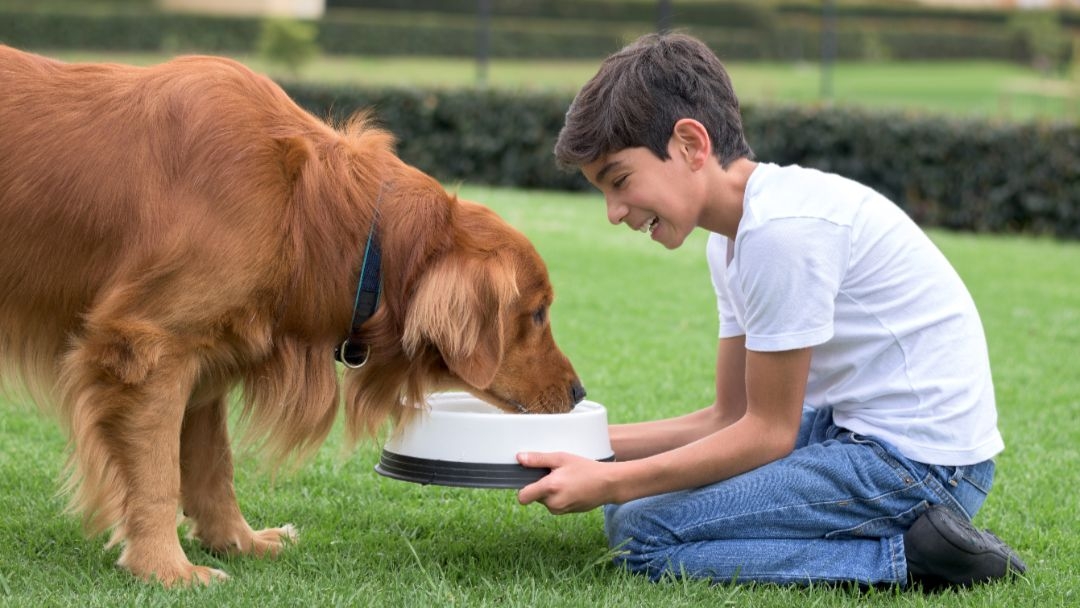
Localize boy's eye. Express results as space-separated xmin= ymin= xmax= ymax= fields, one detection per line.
xmin=613 ymin=175 xmax=628 ymax=188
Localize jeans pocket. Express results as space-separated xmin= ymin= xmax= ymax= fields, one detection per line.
xmin=925 ymin=461 xmax=994 ymax=519
xmin=845 ymin=432 xmax=925 ymax=486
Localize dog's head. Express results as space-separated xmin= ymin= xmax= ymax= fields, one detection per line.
xmin=400 ymin=199 xmax=584 ymax=414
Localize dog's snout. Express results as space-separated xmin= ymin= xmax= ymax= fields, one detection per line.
xmin=570 ymin=380 xmax=587 ymax=405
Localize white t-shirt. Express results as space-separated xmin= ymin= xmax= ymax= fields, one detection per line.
xmin=707 ymin=163 xmax=1003 ymax=466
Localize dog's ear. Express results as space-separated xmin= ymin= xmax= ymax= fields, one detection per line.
xmin=403 ymin=255 xmax=517 ymax=389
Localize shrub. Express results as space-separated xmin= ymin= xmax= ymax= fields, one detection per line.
xmin=283 ymin=83 xmax=1080 ymax=238
xmin=1008 ymin=11 xmax=1071 ymax=74
xmin=257 ymin=19 xmax=320 ymax=76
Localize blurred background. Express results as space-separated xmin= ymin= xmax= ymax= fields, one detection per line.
xmin=2 ymin=0 xmax=1078 ymax=236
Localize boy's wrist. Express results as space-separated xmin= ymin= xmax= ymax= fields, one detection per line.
xmin=605 ymin=459 xmax=651 ymax=505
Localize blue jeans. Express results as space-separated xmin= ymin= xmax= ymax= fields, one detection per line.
xmin=603 ymin=406 xmax=995 ymax=586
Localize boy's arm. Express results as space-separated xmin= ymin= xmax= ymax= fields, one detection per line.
xmin=517 ymin=345 xmax=810 ymax=514
xmin=608 ymin=336 xmax=748 ymax=460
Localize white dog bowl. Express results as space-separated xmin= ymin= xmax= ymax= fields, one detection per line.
xmin=375 ymin=392 xmax=613 ymax=489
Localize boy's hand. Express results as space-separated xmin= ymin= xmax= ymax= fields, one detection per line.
xmin=516 ymin=452 xmax=613 ymax=514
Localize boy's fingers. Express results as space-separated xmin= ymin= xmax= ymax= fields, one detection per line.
xmin=517 ymin=476 xmax=548 ymax=505
xmin=517 ymin=451 xmax=544 ymax=468
xmin=517 ymin=451 xmax=570 ymax=469
xmin=516 ymin=452 xmax=562 ymax=506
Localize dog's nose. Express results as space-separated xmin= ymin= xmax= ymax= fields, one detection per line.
xmin=570 ymin=380 xmax=587 ymax=405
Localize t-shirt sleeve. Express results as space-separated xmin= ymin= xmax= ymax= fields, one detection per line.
xmin=736 ymin=218 xmax=851 ymax=352
xmin=706 ymin=232 xmax=742 ymax=338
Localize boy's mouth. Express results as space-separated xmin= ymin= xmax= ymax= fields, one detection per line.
xmin=638 ymin=216 xmax=658 ymax=235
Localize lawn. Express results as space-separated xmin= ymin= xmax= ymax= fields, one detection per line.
xmin=41 ymin=50 xmax=1080 ymax=123
xmin=0 ymin=186 xmax=1076 ymax=606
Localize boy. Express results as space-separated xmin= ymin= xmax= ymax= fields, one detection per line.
xmin=516 ymin=32 xmax=1026 ymax=589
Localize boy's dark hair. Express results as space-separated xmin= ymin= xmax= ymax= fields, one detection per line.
xmin=554 ymin=32 xmax=753 ymax=170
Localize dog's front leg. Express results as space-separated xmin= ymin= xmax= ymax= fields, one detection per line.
xmin=180 ymin=395 xmax=297 ymax=557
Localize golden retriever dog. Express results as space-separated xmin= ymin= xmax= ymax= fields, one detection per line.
xmin=0 ymin=46 xmax=585 ymax=586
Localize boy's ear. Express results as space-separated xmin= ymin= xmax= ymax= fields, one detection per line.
xmin=672 ymin=118 xmax=711 ymax=169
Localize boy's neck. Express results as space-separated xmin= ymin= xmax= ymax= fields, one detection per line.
xmin=699 ymin=157 xmax=757 ymax=240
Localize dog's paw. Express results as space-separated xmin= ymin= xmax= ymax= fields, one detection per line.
xmin=247 ymin=523 xmax=298 ymax=558
xmin=122 ymin=558 xmax=230 ymax=587
xmin=200 ymin=523 xmax=298 ymax=558
xmin=169 ymin=565 xmax=230 ymax=587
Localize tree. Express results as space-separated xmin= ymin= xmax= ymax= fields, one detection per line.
xmin=257 ymin=19 xmax=319 ymax=77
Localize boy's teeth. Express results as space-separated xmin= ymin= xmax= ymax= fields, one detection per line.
xmin=640 ymin=217 xmax=657 ymax=233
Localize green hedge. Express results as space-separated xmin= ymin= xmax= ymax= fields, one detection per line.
xmin=747 ymin=106 xmax=1080 ymax=235
xmin=326 ymin=0 xmax=777 ymax=29
xmin=0 ymin=5 xmax=1061 ymax=62
xmin=0 ymin=8 xmax=633 ymax=58
xmin=777 ymin=2 xmax=1010 ymax=25
xmin=285 ymin=85 xmax=586 ymax=191
xmin=317 ymin=12 xmax=629 ymax=59
xmin=0 ymin=10 xmax=259 ymax=53
xmin=283 ymin=83 xmax=1080 ymax=238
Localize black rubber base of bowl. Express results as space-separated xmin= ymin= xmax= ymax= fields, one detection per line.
xmin=375 ymin=450 xmax=613 ymax=489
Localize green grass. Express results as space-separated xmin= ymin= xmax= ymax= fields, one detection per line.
xmin=1 ymin=186 xmax=1077 ymax=606
xmin=41 ymin=50 xmax=1080 ymax=122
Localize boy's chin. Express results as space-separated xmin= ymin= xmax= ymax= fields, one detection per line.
xmin=655 ymin=225 xmax=689 ymax=250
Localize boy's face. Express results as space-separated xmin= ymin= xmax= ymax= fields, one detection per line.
xmin=581 ymin=139 xmax=702 ymax=250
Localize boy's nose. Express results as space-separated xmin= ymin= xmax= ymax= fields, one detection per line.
xmin=606 ymin=198 xmax=627 ymax=225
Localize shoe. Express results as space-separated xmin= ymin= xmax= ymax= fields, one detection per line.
xmin=903 ymin=505 xmax=1027 ymax=590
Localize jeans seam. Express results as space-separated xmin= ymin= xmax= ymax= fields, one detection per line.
xmin=847 ymin=431 xmax=921 ymax=485
xmin=889 ymin=533 xmax=907 ymax=584
xmin=921 ymin=469 xmax=974 ymax=519
xmin=962 ymin=461 xmax=995 ymax=495
xmin=672 ymin=443 xmax=932 ymax=541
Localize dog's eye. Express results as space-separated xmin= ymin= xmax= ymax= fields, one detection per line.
xmin=532 ymin=306 xmax=547 ymax=326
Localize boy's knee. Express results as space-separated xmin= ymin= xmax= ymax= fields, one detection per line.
xmin=604 ymin=499 xmax=678 ymax=554
xmin=607 ymin=500 xmax=710 ymax=582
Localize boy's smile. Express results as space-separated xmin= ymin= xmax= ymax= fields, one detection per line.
xmin=581 ymin=119 xmax=754 ymax=246
xmin=637 ymin=216 xmax=659 ymax=235
xmin=581 ymin=142 xmax=699 ymax=250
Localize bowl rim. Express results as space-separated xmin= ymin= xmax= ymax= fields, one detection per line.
xmin=375 ymin=451 xmax=615 ymax=489
xmin=374 ymin=392 xmax=614 ymax=487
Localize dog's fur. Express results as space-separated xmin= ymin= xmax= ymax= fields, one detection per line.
xmin=0 ymin=46 xmax=584 ymax=585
